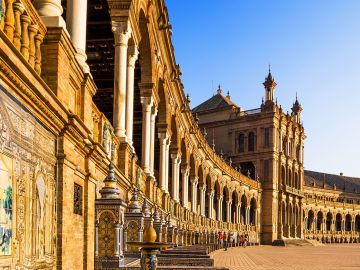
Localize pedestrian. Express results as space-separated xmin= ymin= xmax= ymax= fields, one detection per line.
xmin=240 ymin=234 xmax=244 ymax=247
xmin=244 ymin=234 xmax=249 ymax=248
xmin=237 ymin=233 xmax=241 ymax=247
xmin=218 ymin=231 xmax=223 ymax=249
xmin=224 ymin=231 xmax=228 ymax=251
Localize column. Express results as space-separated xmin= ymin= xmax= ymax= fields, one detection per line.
xmin=66 ymin=0 xmax=89 ymax=72
xmin=171 ymin=152 xmax=180 ymax=202
xmin=191 ymin=177 xmax=198 ymax=213
xmin=112 ymin=21 xmax=131 ymax=139
xmin=159 ymin=133 xmax=169 ymax=191
xmin=114 ymin=223 xmax=120 ymax=256
xmin=149 ymin=106 xmax=157 ymax=174
xmin=141 ymin=96 xmax=153 ymax=175
xmin=165 ymin=140 xmax=170 ymax=191
xmin=33 ymin=0 xmax=66 ymax=28
xmin=236 ymin=204 xmax=241 ymax=224
xmin=217 ymin=196 xmax=223 ymax=221
xmin=181 ymin=167 xmax=189 ymax=209
xmin=227 ymin=201 xmax=232 ymax=223
xmin=208 ymin=191 xmax=214 ymax=219
xmin=245 ymin=207 xmax=250 ymax=225
xmin=125 ymin=46 xmax=139 ymax=147
xmin=199 ymin=185 xmax=205 ymax=216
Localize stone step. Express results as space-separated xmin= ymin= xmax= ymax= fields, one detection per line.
xmin=158 ymin=267 xmax=228 ymax=270
xmin=158 ymin=257 xmax=214 ymax=267
xmin=158 ymin=253 xmax=210 ymax=259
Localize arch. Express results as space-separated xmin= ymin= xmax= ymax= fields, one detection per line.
xmin=188 ymin=154 xmax=196 ymax=210
xmin=205 ymin=174 xmax=212 ymax=218
xmin=214 ymin=179 xmax=221 ymax=221
xmin=249 ymin=197 xmax=257 ymax=226
xmin=281 ymin=166 xmax=286 ymax=186
xmin=240 ymin=194 xmax=247 ymax=224
xmin=326 ymin=212 xmax=333 ymax=231
xmin=316 ymin=211 xmax=323 ymax=231
xmin=222 ymin=186 xmax=230 ymax=221
xmin=307 ymin=210 xmax=314 ymax=230
xmin=355 ymin=215 xmax=360 ymax=232
xmin=138 ymin=9 xmax=154 ymax=83
xmin=335 ymin=213 xmax=342 ymax=231
xmin=345 ymin=214 xmax=352 ymax=232
xmin=248 ymin=132 xmax=255 ymax=152
xmin=231 ymin=190 xmax=238 ymax=223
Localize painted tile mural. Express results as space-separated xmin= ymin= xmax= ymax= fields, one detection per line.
xmin=0 ymin=156 xmax=12 ymax=256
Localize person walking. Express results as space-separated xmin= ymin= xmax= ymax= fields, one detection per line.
xmin=240 ymin=234 xmax=244 ymax=247
xmin=224 ymin=231 xmax=228 ymax=251
xmin=218 ymin=231 xmax=223 ymax=249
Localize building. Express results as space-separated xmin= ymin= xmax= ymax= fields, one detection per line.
xmin=193 ymin=69 xmax=360 ymax=245
xmin=0 ymin=0 xmax=358 ymax=269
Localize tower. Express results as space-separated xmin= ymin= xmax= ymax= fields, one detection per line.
xmin=263 ymin=66 xmax=277 ymax=102
xmin=291 ymin=94 xmax=303 ymax=123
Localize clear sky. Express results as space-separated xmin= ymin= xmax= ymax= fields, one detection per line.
xmin=166 ymin=0 xmax=360 ymax=177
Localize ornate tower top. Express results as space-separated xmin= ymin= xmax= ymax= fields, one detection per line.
xmin=99 ymin=162 xmax=120 ymax=199
xmin=217 ymin=84 xmax=222 ymax=95
xmin=291 ymin=93 xmax=303 ymax=123
xmin=263 ymin=65 xmax=277 ymax=102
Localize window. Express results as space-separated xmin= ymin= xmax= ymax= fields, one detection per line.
xmin=74 ymin=183 xmax=83 ymax=215
xmin=264 ymin=128 xmax=270 ymax=147
xmin=238 ymin=134 xmax=244 ymax=152
xmin=248 ymin=132 xmax=255 ymax=152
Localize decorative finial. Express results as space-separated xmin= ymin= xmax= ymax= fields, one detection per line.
xmin=142 ymin=199 xmax=151 ymax=217
xmin=99 ymin=162 xmax=120 ymax=199
xmin=226 ymin=91 xmax=230 ymax=99
xmin=203 ymin=128 xmax=207 ymax=139
xmin=186 ymin=93 xmax=191 ymax=104
xmin=127 ymin=188 xmax=142 ymax=213
xmin=217 ymin=84 xmax=222 ymax=94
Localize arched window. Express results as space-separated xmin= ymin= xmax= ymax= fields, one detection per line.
xmin=238 ymin=134 xmax=244 ymax=153
xmin=248 ymin=132 xmax=255 ymax=152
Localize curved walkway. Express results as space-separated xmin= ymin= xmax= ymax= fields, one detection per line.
xmin=211 ymin=244 xmax=360 ymax=270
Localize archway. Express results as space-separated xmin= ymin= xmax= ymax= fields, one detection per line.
xmin=205 ymin=175 xmax=212 ymax=218
xmin=336 ymin=213 xmax=342 ymax=231
xmin=249 ymin=197 xmax=257 ymax=226
xmin=231 ymin=191 xmax=238 ymax=224
xmin=326 ymin=212 xmax=333 ymax=231
xmin=307 ymin=210 xmax=314 ymax=230
xmin=317 ymin=211 xmax=323 ymax=231
xmin=222 ymin=186 xmax=229 ymax=221
xmin=281 ymin=166 xmax=286 ymax=186
xmin=214 ymin=181 xmax=221 ymax=221
xmin=355 ymin=215 xmax=360 ymax=232
xmin=345 ymin=214 xmax=352 ymax=232
xmin=240 ymin=194 xmax=247 ymax=225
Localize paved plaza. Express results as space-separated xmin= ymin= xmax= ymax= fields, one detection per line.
xmin=211 ymin=244 xmax=360 ymax=270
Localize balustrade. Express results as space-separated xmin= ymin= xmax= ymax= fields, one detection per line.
xmin=1 ymin=0 xmax=46 ymax=74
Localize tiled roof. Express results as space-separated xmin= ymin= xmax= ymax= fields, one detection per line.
xmin=304 ymin=170 xmax=360 ymax=193
xmin=192 ymin=92 xmax=238 ymax=114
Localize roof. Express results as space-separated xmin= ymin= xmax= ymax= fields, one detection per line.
xmin=304 ymin=170 xmax=360 ymax=193
xmin=192 ymin=89 xmax=238 ymax=114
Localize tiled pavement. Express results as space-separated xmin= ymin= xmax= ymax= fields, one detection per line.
xmin=211 ymin=244 xmax=360 ymax=270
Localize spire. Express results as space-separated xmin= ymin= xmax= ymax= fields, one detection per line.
xmin=217 ymin=84 xmax=222 ymax=95
xmin=263 ymin=65 xmax=277 ymax=102
xmin=226 ymin=91 xmax=230 ymax=99
xmin=291 ymin=92 xmax=303 ymax=123
xmin=99 ymin=162 xmax=120 ymax=199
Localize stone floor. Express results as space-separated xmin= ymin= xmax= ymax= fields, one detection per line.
xmin=211 ymin=244 xmax=360 ymax=270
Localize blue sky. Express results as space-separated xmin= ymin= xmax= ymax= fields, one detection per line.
xmin=166 ymin=0 xmax=360 ymax=177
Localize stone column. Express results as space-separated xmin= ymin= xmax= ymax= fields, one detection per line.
xmin=236 ymin=204 xmax=241 ymax=224
xmin=125 ymin=46 xmax=139 ymax=148
xmin=208 ymin=191 xmax=214 ymax=219
xmin=217 ymin=196 xmax=223 ymax=221
xmin=190 ymin=177 xmax=198 ymax=213
xmin=33 ymin=0 xmax=66 ymax=28
xmin=140 ymin=96 xmax=153 ymax=175
xmin=226 ymin=201 xmax=232 ymax=223
xmin=245 ymin=207 xmax=250 ymax=225
xmin=66 ymin=0 xmax=89 ymax=72
xmin=171 ymin=152 xmax=180 ymax=202
xmin=149 ymin=106 xmax=157 ymax=174
xmin=112 ymin=21 xmax=131 ymax=140
xmin=165 ymin=140 xmax=170 ymax=191
xmin=199 ymin=184 xmax=206 ymax=216
xmin=181 ymin=167 xmax=189 ymax=209
xmin=158 ymin=133 xmax=170 ymax=192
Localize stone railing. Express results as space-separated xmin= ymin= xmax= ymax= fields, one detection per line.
xmin=1 ymin=0 xmax=46 ymax=74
